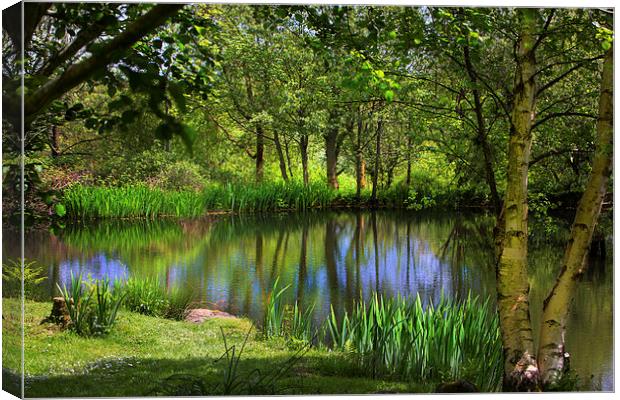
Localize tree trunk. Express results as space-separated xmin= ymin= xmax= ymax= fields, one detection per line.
xmin=273 ymin=131 xmax=289 ymax=181
xmin=355 ymin=112 xmax=364 ymax=200
xmin=495 ymin=8 xmax=539 ymax=391
xmin=255 ymin=233 xmax=264 ymax=291
xmin=537 ymin=47 xmax=613 ymax=387
xmin=370 ymin=117 xmax=383 ymax=207
xmin=284 ymin=137 xmax=294 ymax=179
xmin=386 ymin=166 xmax=395 ymax=189
xmin=360 ymin=159 xmax=367 ymax=188
xmin=406 ymin=134 xmax=412 ymax=187
xmin=463 ymin=44 xmax=501 ymax=216
xmin=371 ymin=211 xmax=380 ymax=294
xmin=255 ymin=125 xmax=265 ymax=183
xmin=300 ymin=134 xmax=309 ymax=186
xmin=50 ymin=125 xmax=60 ymax=158
xmin=325 ymin=124 xmax=340 ymax=190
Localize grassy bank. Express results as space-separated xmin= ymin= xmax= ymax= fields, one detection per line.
xmin=61 ymin=179 xmax=484 ymax=220
xmin=3 ymin=298 xmax=430 ymax=397
xmin=62 ymin=181 xmax=336 ymax=219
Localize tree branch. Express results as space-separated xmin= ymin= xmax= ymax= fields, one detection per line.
xmin=529 ymin=148 xmax=576 ymax=167
xmin=531 ymin=9 xmax=555 ymax=53
xmin=532 ymin=111 xmax=597 ymax=130
xmin=38 ymin=14 xmax=114 ymax=77
xmin=536 ymin=56 xmax=603 ymax=96
xmin=23 ymin=4 xmax=183 ymax=122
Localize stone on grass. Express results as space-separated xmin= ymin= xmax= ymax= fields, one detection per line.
xmin=184 ymin=308 xmax=236 ymax=323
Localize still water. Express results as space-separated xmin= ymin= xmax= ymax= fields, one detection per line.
xmin=6 ymin=210 xmax=613 ymax=390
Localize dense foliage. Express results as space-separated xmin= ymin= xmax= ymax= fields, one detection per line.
xmin=3 ymin=5 xmax=612 ymax=223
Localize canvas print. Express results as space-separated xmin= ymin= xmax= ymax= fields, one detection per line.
xmin=1 ymin=2 xmax=613 ymax=397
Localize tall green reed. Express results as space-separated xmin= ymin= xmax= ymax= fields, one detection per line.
xmin=57 ymin=273 xmax=124 ymax=337
xmin=120 ymin=277 xmax=168 ymax=317
xmin=115 ymin=276 xmax=194 ymax=320
xmin=325 ymin=292 xmax=502 ymax=391
xmin=63 ymin=181 xmax=337 ymax=219
xmin=263 ymin=278 xmax=290 ymax=338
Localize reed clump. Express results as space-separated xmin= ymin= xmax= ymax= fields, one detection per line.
xmin=57 ymin=273 xmax=125 ymax=337
xmin=119 ymin=276 xmax=194 ymax=320
xmin=63 ymin=181 xmax=336 ymax=219
xmin=262 ymin=279 xmax=502 ymax=391
xmin=325 ymin=293 xmax=502 ymax=391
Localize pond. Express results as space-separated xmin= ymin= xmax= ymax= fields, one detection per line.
xmin=5 ymin=210 xmax=613 ymax=391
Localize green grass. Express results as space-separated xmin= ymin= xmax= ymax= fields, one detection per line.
xmin=62 ymin=181 xmax=337 ymax=219
xmin=4 ymin=298 xmax=430 ymax=397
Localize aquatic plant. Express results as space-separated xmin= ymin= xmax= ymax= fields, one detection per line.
xmin=63 ymin=181 xmax=337 ymax=219
xmin=57 ymin=272 xmax=91 ymax=335
xmin=90 ymin=278 xmax=125 ymax=335
xmin=115 ymin=276 xmax=194 ymax=320
xmin=263 ymin=277 xmax=290 ymax=338
xmin=57 ymin=273 xmax=124 ymax=337
xmin=288 ymin=301 xmax=315 ymax=344
xmin=63 ymin=184 xmax=205 ymax=219
xmin=325 ymin=292 xmax=502 ymax=391
xmin=120 ymin=277 xmax=168 ymax=317
xmin=164 ymin=286 xmax=195 ymax=320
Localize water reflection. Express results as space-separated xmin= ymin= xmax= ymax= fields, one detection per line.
xmin=5 ymin=210 xmax=612 ymax=390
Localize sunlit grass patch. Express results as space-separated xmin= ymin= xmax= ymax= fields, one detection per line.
xmin=63 ymin=181 xmax=337 ymax=219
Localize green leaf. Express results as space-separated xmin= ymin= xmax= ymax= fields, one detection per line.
xmin=54 ymin=26 xmax=66 ymax=39
xmin=54 ymin=203 xmax=66 ymax=218
xmin=194 ymin=26 xmax=207 ymax=36
xmin=388 ymin=30 xmax=397 ymax=39
xmin=602 ymin=40 xmax=611 ymax=50
xmin=384 ymin=90 xmax=395 ymax=103
xmin=85 ymin=118 xmax=98 ymax=129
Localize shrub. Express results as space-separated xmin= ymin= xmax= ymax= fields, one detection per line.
xmin=94 ymin=148 xmax=175 ymax=187
xmin=151 ymin=160 xmax=206 ymax=192
xmin=116 ymin=277 xmax=194 ymax=320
